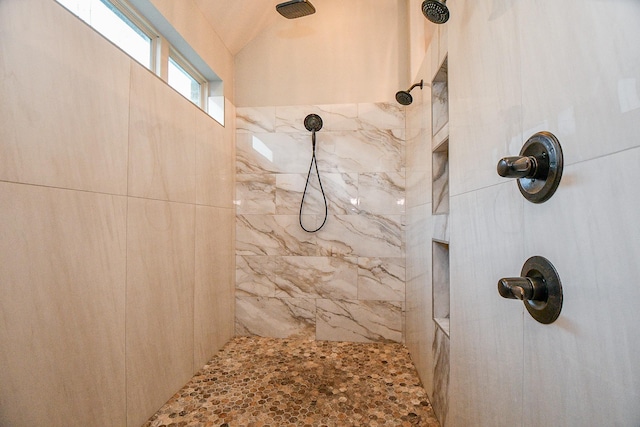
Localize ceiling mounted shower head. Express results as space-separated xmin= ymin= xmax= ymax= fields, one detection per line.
xmin=422 ymin=0 xmax=450 ymax=24
xmin=276 ymin=0 xmax=316 ymax=19
xmin=304 ymin=114 xmax=323 ymax=132
xmin=395 ymin=80 xmax=424 ymax=106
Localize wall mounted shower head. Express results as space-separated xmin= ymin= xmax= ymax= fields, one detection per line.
xmin=422 ymin=0 xmax=450 ymax=24
xmin=304 ymin=114 xmax=323 ymax=132
xmin=395 ymin=80 xmax=424 ymax=106
xmin=276 ymin=0 xmax=316 ymax=19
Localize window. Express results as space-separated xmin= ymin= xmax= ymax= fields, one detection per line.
xmin=56 ymin=0 xmax=225 ymax=125
xmin=168 ymin=55 xmax=203 ymax=106
xmin=56 ymin=0 xmax=154 ymax=69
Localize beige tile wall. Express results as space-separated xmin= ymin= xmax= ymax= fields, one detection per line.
xmin=0 ymin=1 xmax=235 ymax=426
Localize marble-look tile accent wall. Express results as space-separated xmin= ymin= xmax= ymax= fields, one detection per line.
xmin=236 ymin=103 xmax=406 ymax=343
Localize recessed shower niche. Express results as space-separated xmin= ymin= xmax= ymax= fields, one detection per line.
xmin=432 ymin=240 xmax=450 ymax=335
xmin=432 ymin=56 xmax=450 ymax=337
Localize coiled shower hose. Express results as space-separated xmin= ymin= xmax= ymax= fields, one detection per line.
xmin=299 ymin=130 xmax=328 ymax=233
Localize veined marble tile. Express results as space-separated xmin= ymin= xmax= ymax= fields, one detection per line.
xmin=236 ymin=255 xmax=277 ymax=297
xmin=236 ymin=106 xmax=276 ymax=133
xmin=431 ymin=79 xmax=449 ymax=137
xmin=317 ymin=130 xmax=405 ymax=174
xmin=235 ymin=174 xmax=276 ymax=214
xmin=236 ymin=132 xmax=314 ymax=174
xmin=316 ymin=300 xmax=402 ymax=343
xmin=432 ymin=213 xmax=449 ymax=244
xmin=274 ymin=256 xmax=358 ymax=299
xmin=357 ymin=102 xmax=405 ymax=131
xmin=275 ymin=104 xmax=359 ymax=132
xmin=235 ymin=297 xmax=316 ymax=339
xmin=276 ymin=173 xmax=359 ymax=216
xmin=358 ymin=172 xmax=406 ymax=215
xmin=236 ymin=214 xmax=318 ymax=256
xmin=432 ymin=327 xmax=450 ymax=427
xmin=432 ymin=147 xmax=449 ymax=214
xmin=357 ymin=257 xmax=405 ymax=302
xmin=317 ymin=214 xmax=403 ymax=258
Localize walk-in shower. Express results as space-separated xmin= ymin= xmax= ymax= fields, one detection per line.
xmin=276 ymin=0 xmax=316 ymax=19
xmin=396 ymin=80 xmax=424 ymax=105
xmin=299 ymin=113 xmax=328 ymax=232
xmin=422 ymin=0 xmax=450 ymax=24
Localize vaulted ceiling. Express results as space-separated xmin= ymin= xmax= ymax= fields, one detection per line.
xmin=193 ymin=0 xmax=281 ymax=55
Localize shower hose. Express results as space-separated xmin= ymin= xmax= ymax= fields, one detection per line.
xmin=299 ymin=130 xmax=328 ymax=233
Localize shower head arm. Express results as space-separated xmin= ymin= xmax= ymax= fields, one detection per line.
xmin=407 ymin=80 xmax=424 ymax=93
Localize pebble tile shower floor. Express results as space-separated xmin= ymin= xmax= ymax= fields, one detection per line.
xmin=143 ymin=336 xmax=441 ymax=427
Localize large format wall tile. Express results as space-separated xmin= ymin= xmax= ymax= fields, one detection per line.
xmin=317 ymin=214 xmax=403 ymax=258
xmin=236 ymin=214 xmax=319 ymax=256
xmin=236 ymin=297 xmax=316 ymax=339
xmin=522 ymin=149 xmax=640 ymax=426
xmin=448 ymin=184 xmax=524 ymax=427
xmin=316 ymin=300 xmax=403 ymax=343
xmin=194 ymin=206 xmax=235 ymax=370
xmin=318 ymin=130 xmax=405 ymax=174
xmin=196 ymin=110 xmax=234 ymax=208
xmin=126 ymin=198 xmax=195 ymax=427
xmin=357 ymin=257 xmax=405 ymax=301
xmin=128 ymin=66 xmax=197 ymax=203
xmin=236 ymin=173 xmax=276 ymax=214
xmin=275 ymin=104 xmax=359 ymax=132
xmin=447 ymin=0 xmax=522 ymax=197
xmin=275 ymin=256 xmax=358 ymax=299
xmin=518 ymin=1 xmax=640 ymax=167
xmin=0 ymin=182 xmax=127 ymax=427
xmin=0 ymin=0 xmax=130 ymax=195
xmin=236 ymin=256 xmax=278 ymax=297
xmin=236 ymin=107 xmax=276 ymax=133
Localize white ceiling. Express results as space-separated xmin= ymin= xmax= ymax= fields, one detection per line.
xmin=193 ymin=0 xmax=281 ymax=55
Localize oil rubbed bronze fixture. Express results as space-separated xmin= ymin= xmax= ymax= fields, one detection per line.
xmin=422 ymin=0 xmax=450 ymax=24
xmin=497 ymin=131 xmax=564 ymax=203
xmin=498 ymin=256 xmax=563 ymax=324
xmin=395 ymin=80 xmax=424 ymax=106
xmin=276 ymin=0 xmax=316 ymax=19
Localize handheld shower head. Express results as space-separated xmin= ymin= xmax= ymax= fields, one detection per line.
xmin=304 ymin=114 xmax=323 ymax=132
xmin=395 ymin=80 xmax=424 ymax=106
xmin=422 ymin=0 xmax=450 ymax=24
xmin=276 ymin=0 xmax=316 ymax=19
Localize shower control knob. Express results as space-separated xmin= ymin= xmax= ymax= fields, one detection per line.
xmin=496 ymin=156 xmax=537 ymax=179
xmin=497 ymin=131 xmax=563 ymax=203
xmin=498 ymin=256 xmax=563 ymax=324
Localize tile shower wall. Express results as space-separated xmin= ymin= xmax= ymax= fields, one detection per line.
xmin=235 ymin=103 xmax=406 ymax=343
xmin=0 ymin=1 xmax=235 ymax=426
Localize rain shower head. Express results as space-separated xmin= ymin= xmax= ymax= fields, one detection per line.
xmin=395 ymin=80 xmax=424 ymax=106
xmin=422 ymin=0 xmax=450 ymax=24
xmin=276 ymin=0 xmax=316 ymax=19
